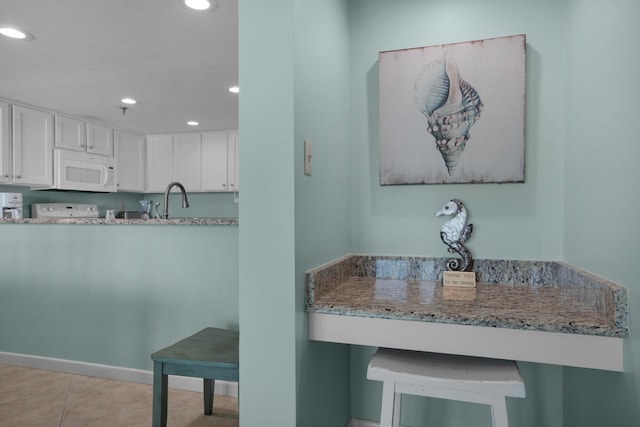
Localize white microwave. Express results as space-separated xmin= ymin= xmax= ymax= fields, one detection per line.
xmin=52 ymin=149 xmax=117 ymax=192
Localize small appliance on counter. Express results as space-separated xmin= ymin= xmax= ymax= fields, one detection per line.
xmin=0 ymin=193 xmax=23 ymax=219
xmin=116 ymin=210 xmax=140 ymax=219
xmin=31 ymin=203 xmax=99 ymax=219
xmin=138 ymin=200 xmax=152 ymax=220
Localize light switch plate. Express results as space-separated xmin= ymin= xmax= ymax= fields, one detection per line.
xmin=304 ymin=140 xmax=312 ymax=176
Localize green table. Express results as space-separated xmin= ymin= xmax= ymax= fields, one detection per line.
xmin=151 ymin=327 xmax=239 ymax=427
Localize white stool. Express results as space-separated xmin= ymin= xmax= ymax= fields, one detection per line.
xmin=367 ymin=348 xmax=526 ymax=427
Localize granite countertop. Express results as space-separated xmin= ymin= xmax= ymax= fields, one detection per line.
xmin=0 ymin=218 xmax=238 ymax=225
xmin=306 ymin=255 xmax=629 ymax=338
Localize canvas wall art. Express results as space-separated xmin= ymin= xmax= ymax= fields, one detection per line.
xmin=379 ymin=34 xmax=526 ymax=185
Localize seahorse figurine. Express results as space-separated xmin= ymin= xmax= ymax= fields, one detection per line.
xmin=436 ymin=199 xmax=474 ymax=272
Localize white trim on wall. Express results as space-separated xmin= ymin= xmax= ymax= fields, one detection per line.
xmin=0 ymin=351 xmax=238 ymax=397
xmin=348 ymin=418 xmax=380 ymax=427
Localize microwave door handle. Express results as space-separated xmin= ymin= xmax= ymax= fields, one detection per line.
xmin=103 ymin=165 xmax=115 ymax=188
xmin=101 ymin=165 xmax=109 ymax=187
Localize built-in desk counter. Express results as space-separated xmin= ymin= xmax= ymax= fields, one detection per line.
xmin=0 ymin=218 xmax=238 ymax=225
xmin=306 ymin=255 xmax=628 ymax=371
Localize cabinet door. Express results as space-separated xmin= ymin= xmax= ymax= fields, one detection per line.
xmin=12 ymin=105 xmax=53 ymax=186
xmin=115 ymin=130 xmax=145 ymax=192
xmin=202 ymin=131 xmax=229 ymax=191
xmin=228 ymin=130 xmax=238 ymax=191
xmin=145 ymin=134 xmax=174 ymax=192
xmin=86 ymin=122 xmax=113 ymax=156
xmin=174 ymin=133 xmax=202 ymax=191
xmin=0 ymin=102 xmax=10 ymax=184
xmin=55 ymin=114 xmax=86 ymax=151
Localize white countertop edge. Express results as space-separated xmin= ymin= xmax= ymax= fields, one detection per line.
xmin=308 ymin=312 xmax=623 ymax=372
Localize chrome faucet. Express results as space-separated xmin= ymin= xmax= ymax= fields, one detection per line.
xmin=162 ymin=181 xmax=190 ymax=219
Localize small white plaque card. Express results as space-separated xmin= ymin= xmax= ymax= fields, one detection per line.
xmin=443 ymin=271 xmax=476 ymax=288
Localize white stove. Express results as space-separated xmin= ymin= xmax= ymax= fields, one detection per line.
xmin=32 ymin=203 xmax=99 ymax=219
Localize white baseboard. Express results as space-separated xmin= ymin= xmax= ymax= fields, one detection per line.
xmin=347 ymin=419 xmax=379 ymax=427
xmin=0 ymin=351 xmax=238 ymax=397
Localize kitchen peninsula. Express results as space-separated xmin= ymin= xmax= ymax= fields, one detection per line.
xmin=0 ymin=211 xmax=239 ymax=377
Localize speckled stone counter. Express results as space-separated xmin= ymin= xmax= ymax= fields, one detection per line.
xmin=306 ymin=255 xmax=629 ymax=371
xmin=0 ymin=218 xmax=238 ymax=225
xmin=306 ymin=255 xmax=628 ymax=337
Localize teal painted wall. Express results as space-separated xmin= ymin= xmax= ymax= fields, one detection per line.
xmin=294 ymin=0 xmax=352 ymax=426
xmin=345 ymin=0 xmax=631 ymax=426
xmin=238 ymin=0 xmax=297 ymax=425
xmin=238 ymin=0 xmax=353 ymax=424
xmin=0 ymin=222 xmax=238 ymax=371
xmin=562 ymin=1 xmax=640 ymax=426
xmin=236 ymin=0 xmax=614 ymax=425
xmin=348 ymin=0 xmax=566 ymax=260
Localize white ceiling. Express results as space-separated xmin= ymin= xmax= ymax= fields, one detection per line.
xmin=0 ymin=0 xmax=238 ymax=135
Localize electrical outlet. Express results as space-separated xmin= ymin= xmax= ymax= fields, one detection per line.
xmin=304 ymin=140 xmax=312 ymax=176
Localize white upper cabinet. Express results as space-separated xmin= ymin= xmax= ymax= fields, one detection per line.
xmin=86 ymin=122 xmax=114 ymax=156
xmin=146 ymin=130 xmax=238 ymax=194
xmin=228 ymin=130 xmax=238 ymax=192
xmin=202 ymin=130 xmax=238 ymax=192
xmin=145 ymin=134 xmax=174 ymax=193
xmin=146 ymin=133 xmax=202 ymax=192
xmin=12 ymin=105 xmax=53 ymax=186
xmin=0 ymin=102 xmax=10 ymax=184
xmin=55 ymin=115 xmax=114 ymax=157
xmin=202 ymin=131 xmax=229 ymax=191
xmin=55 ymin=114 xmax=86 ymax=152
xmin=173 ymin=133 xmax=202 ymax=192
xmin=115 ymin=130 xmax=145 ymax=192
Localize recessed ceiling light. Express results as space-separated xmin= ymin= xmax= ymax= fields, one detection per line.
xmin=187 ymin=121 xmax=199 ymax=126
xmin=228 ymin=86 xmax=239 ymax=94
xmin=185 ymin=0 xmax=210 ymax=10
xmin=121 ymin=98 xmax=137 ymax=105
xmin=0 ymin=26 xmax=34 ymax=40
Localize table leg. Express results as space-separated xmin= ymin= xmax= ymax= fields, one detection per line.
xmin=204 ymin=378 xmax=215 ymax=415
xmin=152 ymin=361 xmax=168 ymax=427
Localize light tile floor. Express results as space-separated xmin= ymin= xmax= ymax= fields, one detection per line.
xmin=0 ymin=364 xmax=239 ymax=427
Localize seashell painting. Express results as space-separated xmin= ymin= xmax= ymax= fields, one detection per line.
xmin=379 ymin=34 xmax=526 ymax=185
xmin=414 ymin=56 xmax=483 ymax=175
